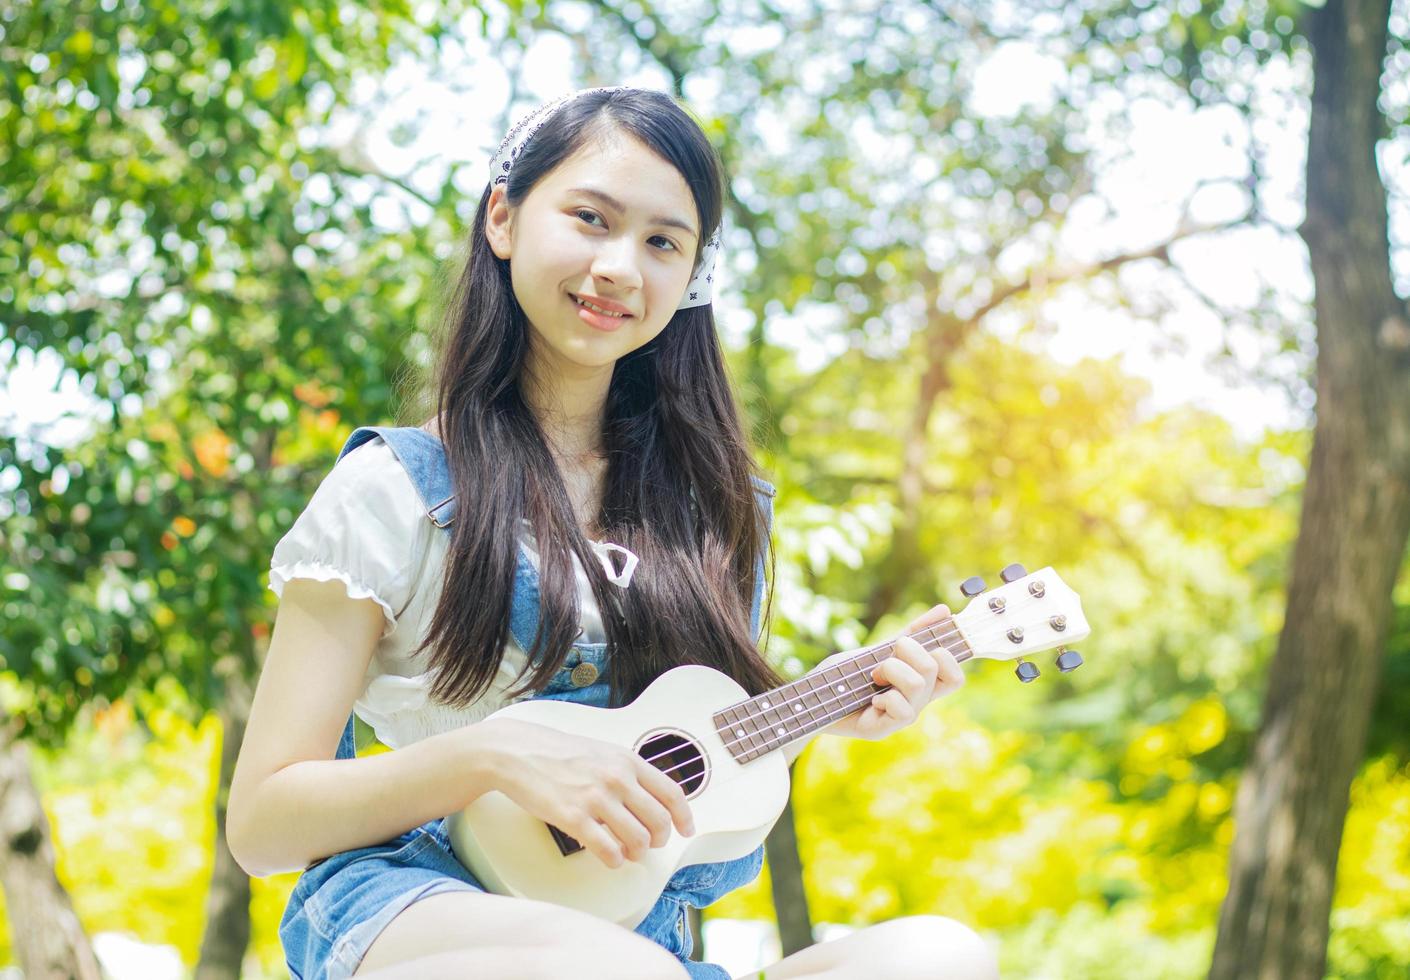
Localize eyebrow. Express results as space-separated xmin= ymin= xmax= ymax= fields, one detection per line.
xmin=566 ymin=186 xmax=699 ymax=240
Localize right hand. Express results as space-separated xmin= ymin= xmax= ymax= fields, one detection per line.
xmin=474 ymin=717 xmax=696 ymax=870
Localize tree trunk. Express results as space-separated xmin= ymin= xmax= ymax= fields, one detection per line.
xmin=194 ymin=671 xmax=254 ymax=980
xmin=1208 ymin=2 xmax=1410 ymax=977
xmin=765 ymin=769 xmax=814 ymax=956
xmin=0 ymin=720 xmax=102 ymax=980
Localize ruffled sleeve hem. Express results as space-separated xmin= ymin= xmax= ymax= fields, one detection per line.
xmin=354 ymin=675 xmax=503 ymax=749
xmin=268 ymin=559 xmax=399 ymax=640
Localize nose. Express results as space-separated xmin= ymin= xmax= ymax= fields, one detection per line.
xmin=590 ymin=236 xmax=643 ymax=291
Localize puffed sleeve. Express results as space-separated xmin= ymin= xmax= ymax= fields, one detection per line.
xmin=268 ymin=437 xmax=425 ymax=640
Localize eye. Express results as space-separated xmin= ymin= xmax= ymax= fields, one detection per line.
xmin=575 ymin=209 xmax=679 ymax=253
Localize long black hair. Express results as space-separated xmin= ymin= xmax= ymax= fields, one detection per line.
xmin=396 ymin=88 xmax=782 ymax=709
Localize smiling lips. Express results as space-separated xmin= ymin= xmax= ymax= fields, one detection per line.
xmin=570 ymin=293 xmax=634 ymax=332
xmin=572 ymin=293 xmax=633 ymax=316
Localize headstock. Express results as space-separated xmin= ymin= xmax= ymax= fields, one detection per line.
xmin=952 ymin=563 xmax=1090 ymax=682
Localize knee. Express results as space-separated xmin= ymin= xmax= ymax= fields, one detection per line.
xmin=610 ymin=940 xmax=691 ymax=980
xmin=869 ymin=915 xmax=999 ymax=980
xmin=569 ymin=927 xmax=690 ymax=980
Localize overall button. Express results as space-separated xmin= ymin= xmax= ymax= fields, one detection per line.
xmin=570 ymin=662 xmax=599 ymax=687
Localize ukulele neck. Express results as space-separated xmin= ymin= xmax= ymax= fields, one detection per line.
xmin=710 ymin=617 xmax=972 ymax=764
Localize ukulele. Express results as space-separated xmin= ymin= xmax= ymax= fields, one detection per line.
xmin=445 ymin=563 xmax=1090 ymax=928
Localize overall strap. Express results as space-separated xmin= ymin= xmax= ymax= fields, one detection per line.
xmin=337 ymin=426 xmax=457 ymax=527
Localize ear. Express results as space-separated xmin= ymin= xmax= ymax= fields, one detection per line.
xmin=484 ymin=184 xmax=514 ymax=260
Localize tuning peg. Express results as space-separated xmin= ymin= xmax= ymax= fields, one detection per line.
xmin=1015 ymin=661 xmax=1040 ymax=683
xmin=960 ymin=576 xmax=986 ymax=598
xmin=1056 ymin=649 xmax=1083 ymax=673
xmin=1000 ymin=563 xmax=1027 ymax=583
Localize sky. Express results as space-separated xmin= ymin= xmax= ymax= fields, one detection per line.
xmin=0 ymin=17 xmax=1352 ymax=450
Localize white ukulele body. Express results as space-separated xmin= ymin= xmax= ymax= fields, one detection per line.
xmin=445 ymin=665 xmax=790 ymax=929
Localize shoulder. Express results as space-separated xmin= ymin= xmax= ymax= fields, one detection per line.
xmin=281 ymin=434 xmax=425 ymax=542
xmin=269 ymin=434 xmax=433 ymax=638
xmin=328 ymin=435 xmax=417 ymax=498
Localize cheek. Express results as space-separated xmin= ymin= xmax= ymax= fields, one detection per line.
xmin=528 ymin=222 xmax=587 ymax=268
xmin=654 ymin=263 xmax=695 ymax=311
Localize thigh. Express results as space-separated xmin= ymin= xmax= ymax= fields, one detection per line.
xmin=738 ymin=915 xmax=998 ymax=980
xmin=355 ymin=890 xmax=690 ymax=980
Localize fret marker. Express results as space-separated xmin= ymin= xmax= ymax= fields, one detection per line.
xmin=793 ymin=703 xmax=803 ymax=712
xmin=761 ymin=699 xmax=772 ymax=709
xmin=735 ymin=728 xmax=745 ymax=738
xmin=836 ymin=684 xmax=845 ymax=693
xmin=776 ymin=727 xmax=785 ymax=736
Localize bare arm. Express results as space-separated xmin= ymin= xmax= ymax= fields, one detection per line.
xmin=226 ymin=577 xmax=499 ymax=878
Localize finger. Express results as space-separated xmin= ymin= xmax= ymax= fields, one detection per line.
xmin=574 ymin=815 xmax=625 ymax=869
xmin=595 ymin=800 xmax=655 ymax=863
xmin=619 ymin=782 xmax=676 ymax=850
xmin=904 ymin=601 xmax=952 ymax=633
xmin=871 ymin=688 xmax=915 ymax=725
xmin=933 ymin=647 xmax=966 ymax=697
xmin=873 ymin=649 xmax=929 ymax=705
xmin=896 ymin=636 xmax=940 ymax=686
xmin=634 ymin=760 xmax=696 ymax=838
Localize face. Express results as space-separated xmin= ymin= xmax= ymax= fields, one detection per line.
xmin=484 ymin=129 xmax=702 ymax=376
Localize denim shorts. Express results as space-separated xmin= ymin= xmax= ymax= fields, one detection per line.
xmin=278 ymin=813 xmax=763 ymax=979
xmin=279 ymin=641 xmax=762 ymax=979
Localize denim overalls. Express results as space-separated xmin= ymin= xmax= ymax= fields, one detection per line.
xmin=279 ymin=426 xmax=775 ymax=980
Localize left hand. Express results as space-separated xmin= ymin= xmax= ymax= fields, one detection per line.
xmin=820 ymin=602 xmax=965 ymax=742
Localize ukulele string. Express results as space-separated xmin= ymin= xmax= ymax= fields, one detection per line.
xmin=716 ymin=586 xmax=1065 ymax=750
xmin=645 ymin=670 xmax=922 ymax=784
xmin=714 ymin=588 xmax=1072 ymax=759
xmin=834 ymin=586 xmax=1064 ymax=671
xmin=700 ymin=586 xmax=1061 ymax=752
xmin=640 ymin=627 xmax=965 ymax=777
xmin=639 ymin=590 xmax=1068 ymax=776
xmin=636 ymin=656 xmax=903 ymax=778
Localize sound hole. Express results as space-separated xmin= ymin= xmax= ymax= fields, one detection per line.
xmin=638 ymin=730 xmax=707 ymax=797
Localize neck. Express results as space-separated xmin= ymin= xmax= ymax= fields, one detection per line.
xmin=712 ymin=616 xmax=974 ymax=764
xmin=520 ymin=357 xmax=610 ymax=463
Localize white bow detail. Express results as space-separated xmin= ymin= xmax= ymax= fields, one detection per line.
xmin=589 ymin=540 xmax=639 ymax=588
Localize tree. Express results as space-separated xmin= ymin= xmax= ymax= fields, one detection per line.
xmin=0 ymin=714 xmax=101 ymax=980
xmin=1 ymin=0 xmax=471 ymax=971
xmin=1208 ymin=2 xmax=1410 ymax=976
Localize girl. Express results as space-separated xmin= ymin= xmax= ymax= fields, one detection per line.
xmin=227 ymin=86 xmax=998 ymax=980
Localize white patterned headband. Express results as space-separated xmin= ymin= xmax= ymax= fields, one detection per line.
xmin=488 ymin=85 xmax=720 ymax=311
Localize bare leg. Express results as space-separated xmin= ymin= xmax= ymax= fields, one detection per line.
xmin=734 ymin=916 xmax=999 ymax=980
xmin=354 ymin=948 xmax=611 ymax=980
xmin=351 ymin=890 xmax=689 ymax=980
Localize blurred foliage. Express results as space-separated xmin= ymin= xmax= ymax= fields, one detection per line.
xmin=0 ymin=0 xmax=476 ymax=742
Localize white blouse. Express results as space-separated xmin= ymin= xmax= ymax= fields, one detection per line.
xmin=267 ymin=435 xmax=637 ymax=749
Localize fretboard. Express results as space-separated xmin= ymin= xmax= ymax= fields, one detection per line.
xmin=711 ymin=616 xmax=974 ymax=764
